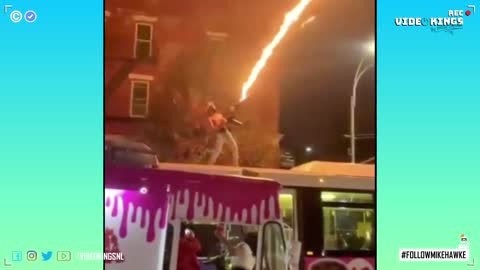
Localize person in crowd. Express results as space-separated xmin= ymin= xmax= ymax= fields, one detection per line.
xmin=178 ymin=227 xmax=202 ymax=270
xmin=214 ymin=224 xmax=256 ymax=270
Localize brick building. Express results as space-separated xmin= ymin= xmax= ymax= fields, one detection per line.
xmin=104 ymin=0 xmax=296 ymax=166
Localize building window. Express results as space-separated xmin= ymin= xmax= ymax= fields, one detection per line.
xmin=134 ymin=23 xmax=152 ymax=59
xmin=130 ymin=81 xmax=149 ymax=117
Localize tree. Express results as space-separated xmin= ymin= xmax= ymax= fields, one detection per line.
xmin=233 ymin=128 xmax=282 ymax=168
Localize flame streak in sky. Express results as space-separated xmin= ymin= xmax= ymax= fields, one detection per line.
xmin=301 ymin=16 xmax=316 ymax=28
xmin=240 ymin=0 xmax=313 ymax=102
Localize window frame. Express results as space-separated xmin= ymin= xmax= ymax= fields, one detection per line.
xmin=167 ymin=220 xmax=181 ymax=270
xmin=129 ymin=80 xmax=150 ymax=118
xmin=182 ymin=222 xmax=225 ymax=259
xmin=134 ymin=22 xmax=153 ymax=59
xmin=162 ymin=223 xmax=175 ymax=270
xmin=259 ymin=220 xmax=288 ymax=270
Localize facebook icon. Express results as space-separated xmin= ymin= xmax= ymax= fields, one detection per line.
xmin=12 ymin=251 xmax=22 ymax=261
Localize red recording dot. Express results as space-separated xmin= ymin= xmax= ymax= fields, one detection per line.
xmin=465 ymin=10 xmax=471 ymax=16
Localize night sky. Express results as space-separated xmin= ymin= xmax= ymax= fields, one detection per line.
xmin=277 ymin=0 xmax=375 ymax=163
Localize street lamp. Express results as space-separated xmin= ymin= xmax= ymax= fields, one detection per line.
xmin=350 ymin=40 xmax=374 ymax=163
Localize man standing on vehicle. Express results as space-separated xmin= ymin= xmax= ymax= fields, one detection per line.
xmin=206 ymin=102 xmax=240 ymax=166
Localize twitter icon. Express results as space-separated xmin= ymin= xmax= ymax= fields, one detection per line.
xmin=41 ymin=251 xmax=53 ymax=261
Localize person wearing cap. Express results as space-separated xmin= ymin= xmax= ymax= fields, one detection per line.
xmin=214 ymin=225 xmax=256 ymax=270
xmin=206 ymin=102 xmax=239 ymax=166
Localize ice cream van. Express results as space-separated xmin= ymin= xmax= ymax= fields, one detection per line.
xmin=105 ymin=163 xmax=301 ymax=270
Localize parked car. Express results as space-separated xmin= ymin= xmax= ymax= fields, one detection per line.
xmin=105 ymin=135 xmax=159 ymax=168
xmin=280 ymin=151 xmax=296 ymax=169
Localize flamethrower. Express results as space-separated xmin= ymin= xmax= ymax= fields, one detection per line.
xmin=227 ymin=105 xmax=243 ymax=127
xmin=207 ymin=102 xmax=243 ymax=127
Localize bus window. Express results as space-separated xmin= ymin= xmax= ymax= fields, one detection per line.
xmin=321 ymin=192 xmax=373 ymax=204
xmin=279 ymin=190 xmax=296 ymax=241
xmin=261 ymin=221 xmax=287 ymax=270
xmin=322 ymin=207 xmax=374 ymax=251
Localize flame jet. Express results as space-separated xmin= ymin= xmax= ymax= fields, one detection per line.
xmin=239 ymin=0 xmax=313 ymax=102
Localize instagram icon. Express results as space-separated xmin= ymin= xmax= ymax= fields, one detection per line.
xmin=27 ymin=251 xmax=37 ymax=261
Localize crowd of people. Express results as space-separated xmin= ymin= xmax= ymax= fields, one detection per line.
xmin=177 ymin=224 xmax=257 ymax=270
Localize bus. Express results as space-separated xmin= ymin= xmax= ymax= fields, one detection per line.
xmin=158 ymin=162 xmax=375 ymax=270
xmin=105 ymin=163 xmax=298 ymax=270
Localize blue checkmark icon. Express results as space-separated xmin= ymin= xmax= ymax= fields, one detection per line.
xmin=24 ymin=10 xmax=37 ymax=23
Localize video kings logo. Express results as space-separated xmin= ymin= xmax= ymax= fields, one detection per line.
xmin=105 ymin=228 xmax=125 ymax=263
xmin=394 ymin=5 xmax=475 ymax=35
